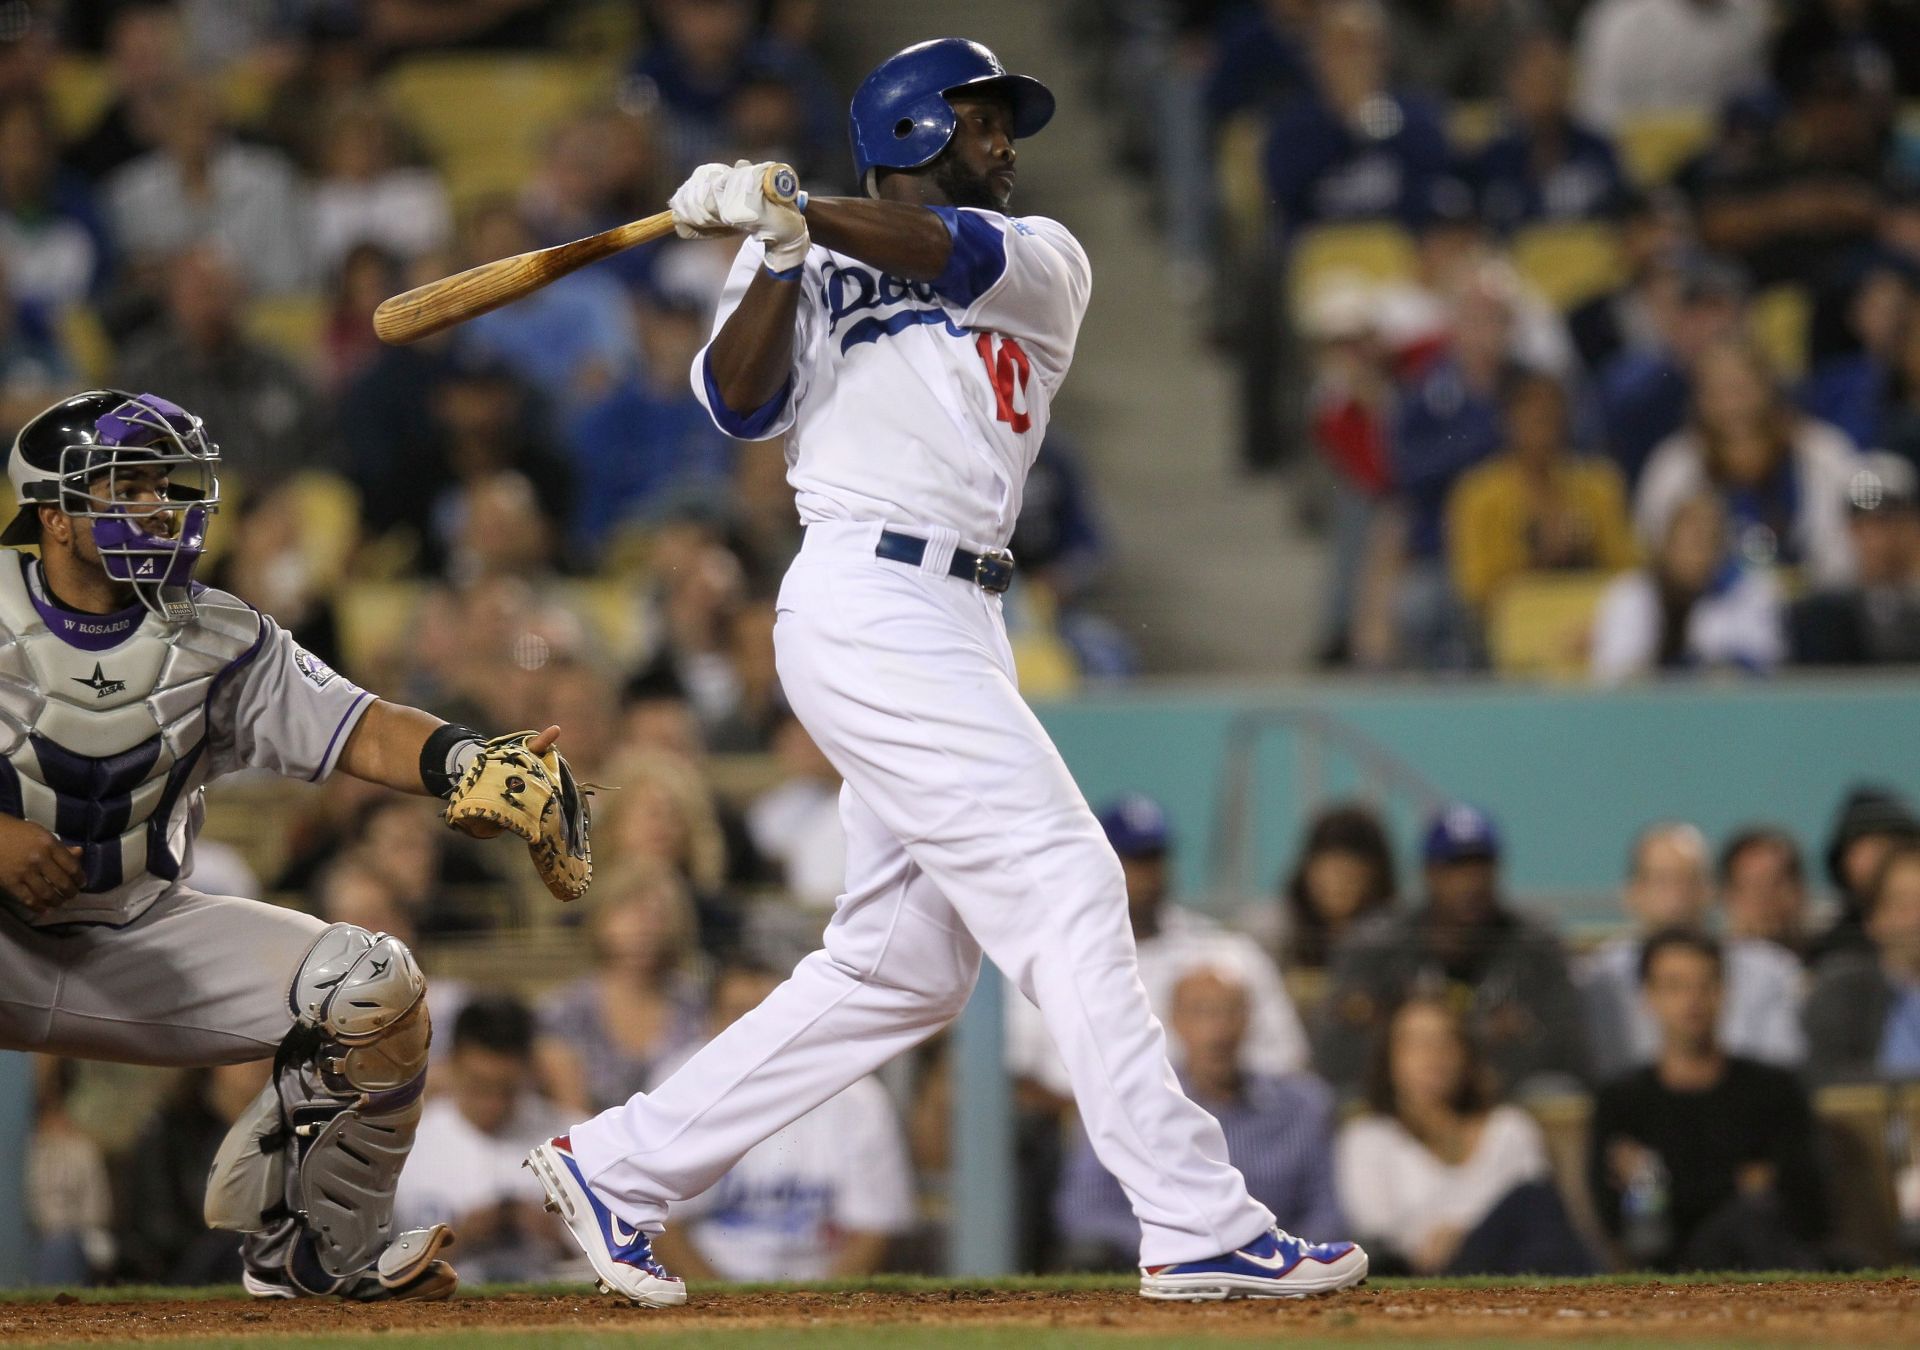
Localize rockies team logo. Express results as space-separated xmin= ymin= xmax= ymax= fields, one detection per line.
xmin=73 ymin=663 xmax=126 ymax=699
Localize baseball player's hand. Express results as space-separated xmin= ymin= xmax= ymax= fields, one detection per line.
xmin=442 ymin=728 xmax=593 ymax=902
xmin=715 ymin=161 xmax=810 ymax=269
xmin=0 ymin=815 xmax=84 ymax=910
xmin=669 ymin=161 xmax=739 ymax=240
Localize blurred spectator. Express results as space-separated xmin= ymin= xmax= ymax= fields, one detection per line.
xmin=655 ymin=960 xmax=914 ymax=1280
xmin=117 ymin=1060 xmax=271 ymax=1285
xmin=63 ymin=2 xmax=184 ymax=182
xmin=0 ymin=92 xmax=109 ymax=318
xmin=1279 ymin=800 xmax=1398 ymax=972
xmin=104 ymin=79 xmax=309 ymax=294
xmin=313 ymin=856 xmax=471 ymax=1054
xmin=1008 ymin=432 xmax=1133 ymax=679
xmin=115 ymin=244 xmax=332 ymax=487
xmin=1594 ymin=253 xmax=1747 ymax=489
xmin=1314 ymin=804 xmax=1588 ymax=1097
xmin=1264 ymin=0 xmax=1452 ymax=235
xmin=1568 ymin=187 xmax=1692 ymax=374
xmin=598 ymin=749 xmax=732 ymax=898
xmin=1447 ymin=370 xmax=1637 ymax=619
xmin=309 ymin=97 xmax=452 ymax=277
xmin=202 ymin=481 xmax=346 ymax=669
xmin=258 ymin=7 xmax=380 ymax=164
xmin=1391 ymin=0 xmax=1530 ymax=102
xmin=745 ymin=706 xmax=843 ymax=911
xmin=0 ymin=256 xmax=71 ymax=435
xmin=1336 ymin=996 xmax=1594 ymax=1276
xmin=1465 ymin=30 xmax=1628 ymax=236
xmin=1691 ymin=54 xmax=1893 ymax=290
xmin=536 ymin=863 xmax=708 ymax=1114
xmin=1388 ymin=264 xmax=1531 ymax=667
xmin=709 ymin=593 xmax=784 ymax=752
xmin=1804 ymin=839 xmax=1920 ymax=1083
xmin=638 ymin=534 xmax=750 ymax=735
xmin=26 ymin=1057 xmax=113 ymax=1284
xmin=1589 ymin=929 xmax=1827 ymax=1270
xmin=1718 ymin=825 xmax=1811 ymax=959
xmin=625 ymin=0 xmax=836 ymax=178
xmin=1636 ymin=341 xmax=1860 ymax=585
xmin=1009 ymin=793 xmax=1310 ymax=1100
xmin=333 ymin=794 xmax=502 ymax=938
xmin=322 ymin=241 xmax=400 ymax=392
xmin=1055 ymin=967 xmax=1344 ymax=1270
xmin=364 ymin=0 xmax=561 ymax=52
xmin=458 ymin=200 xmax=639 ymax=414
xmin=1812 ymin=784 xmax=1920 ymax=962
xmin=1771 ymin=0 xmax=1920 ymax=101
xmin=1590 ymin=492 xmax=1786 ymax=681
xmin=563 ymin=284 xmax=734 ymax=552
xmin=1580 ymin=822 xmax=1805 ymax=1081
xmin=1207 ymin=0 xmax=1311 ymax=124
xmin=438 ymin=469 xmax=560 ymax=585
xmin=1800 ymin=263 xmax=1912 ymax=453
xmin=394 ymin=995 xmax=573 ymax=1283
xmin=1789 ymin=452 xmax=1920 ymax=664
xmin=1575 ymin=0 xmax=1769 ymax=132
xmin=1884 ymin=295 xmax=1920 ymax=470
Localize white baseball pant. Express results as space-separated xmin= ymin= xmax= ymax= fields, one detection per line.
xmin=568 ymin=519 xmax=1273 ymax=1265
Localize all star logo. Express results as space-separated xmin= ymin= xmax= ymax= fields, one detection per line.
xmin=72 ymin=663 xmax=126 ymax=699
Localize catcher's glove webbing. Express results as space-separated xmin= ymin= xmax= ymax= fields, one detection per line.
xmin=443 ymin=732 xmax=593 ymax=902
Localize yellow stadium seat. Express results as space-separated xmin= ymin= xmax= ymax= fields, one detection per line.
xmin=282 ymin=471 xmax=362 ymax=590
xmin=55 ymin=305 xmax=114 ymax=386
xmin=1287 ymin=222 xmax=1418 ymax=325
xmin=1214 ymin=111 xmax=1271 ymax=257
xmin=1447 ymin=101 xmax=1501 ymax=152
xmin=382 ymin=55 xmax=614 ymax=211
xmin=243 ymin=293 xmax=328 ymax=365
xmin=1615 ymin=111 xmax=1714 ymax=186
xmin=1511 ymin=221 xmax=1626 ymax=311
xmin=1488 ymin=570 xmax=1617 ymax=678
xmin=47 ymin=56 xmax=111 ymax=139
xmin=336 ymin=580 xmax=423 ymax=672
xmin=1750 ymin=284 xmax=1810 ymax=380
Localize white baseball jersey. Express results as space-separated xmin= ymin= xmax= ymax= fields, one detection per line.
xmin=0 ymin=553 xmax=373 ymax=927
xmin=691 ymin=207 xmax=1092 ymax=548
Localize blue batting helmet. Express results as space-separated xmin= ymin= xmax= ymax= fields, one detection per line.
xmin=848 ymin=38 xmax=1055 ymax=195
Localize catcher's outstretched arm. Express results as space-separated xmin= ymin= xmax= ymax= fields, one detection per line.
xmin=337 ymin=699 xmax=461 ymax=796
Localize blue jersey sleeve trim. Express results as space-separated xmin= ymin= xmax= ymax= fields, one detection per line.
xmin=701 ymin=347 xmax=791 ymax=439
xmin=928 ymin=206 xmax=1009 ymax=308
xmin=762 ymin=261 xmax=804 ymax=283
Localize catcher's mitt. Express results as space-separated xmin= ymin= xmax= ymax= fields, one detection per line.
xmin=443 ymin=732 xmax=592 ymax=902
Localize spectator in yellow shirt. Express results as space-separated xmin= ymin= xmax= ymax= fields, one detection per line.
xmin=1448 ymin=371 xmax=1639 ymax=616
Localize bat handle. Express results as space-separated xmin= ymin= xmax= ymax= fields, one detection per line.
xmin=761 ymin=162 xmax=807 ymax=213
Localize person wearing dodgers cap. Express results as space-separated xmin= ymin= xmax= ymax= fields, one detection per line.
xmin=1312 ymin=803 xmax=1590 ymax=1097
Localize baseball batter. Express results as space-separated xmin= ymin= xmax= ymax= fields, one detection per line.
xmin=527 ymin=39 xmax=1367 ymax=1303
xmin=0 ymin=390 xmax=592 ymax=1299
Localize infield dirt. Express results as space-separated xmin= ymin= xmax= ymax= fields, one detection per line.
xmin=0 ymin=1276 xmax=1916 ymax=1347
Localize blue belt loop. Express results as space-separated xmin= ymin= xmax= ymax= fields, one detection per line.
xmin=873 ymin=530 xmax=1015 ymax=593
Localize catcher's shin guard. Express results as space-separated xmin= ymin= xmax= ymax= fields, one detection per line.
xmin=206 ymin=923 xmax=455 ymax=1299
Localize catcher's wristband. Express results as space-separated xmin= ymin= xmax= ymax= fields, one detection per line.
xmin=420 ymin=723 xmax=485 ymax=800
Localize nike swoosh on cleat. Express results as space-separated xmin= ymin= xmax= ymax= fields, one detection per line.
xmin=1236 ymin=1245 xmax=1297 ymax=1272
xmin=608 ymin=1217 xmax=639 ymax=1246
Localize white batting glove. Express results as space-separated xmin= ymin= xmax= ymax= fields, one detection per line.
xmin=669 ymin=161 xmax=738 ymax=239
xmin=714 ymin=161 xmax=810 ymax=271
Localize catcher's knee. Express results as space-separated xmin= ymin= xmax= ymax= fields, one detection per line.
xmin=205 ymin=924 xmax=432 ymax=1283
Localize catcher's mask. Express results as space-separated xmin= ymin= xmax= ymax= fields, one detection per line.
xmin=2 ymin=390 xmax=221 ymax=624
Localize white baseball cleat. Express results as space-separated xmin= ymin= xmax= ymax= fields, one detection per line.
xmin=524 ymin=1135 xmax=687 ymax=1308
xmin=1139 ymin=1227 xmax=1369 ymax=1301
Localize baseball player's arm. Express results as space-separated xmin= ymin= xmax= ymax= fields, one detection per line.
xmin=336 ymin=699 xmax=559 ymax=798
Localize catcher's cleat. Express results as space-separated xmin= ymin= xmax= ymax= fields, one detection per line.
xmin=525 ymin=1136 xmax=686 ymax=1307
xmin=1139 ymin=1228 xmax=1368 ymax=1301
xmin=243 ymin=1225 xmax=458 ymax=1302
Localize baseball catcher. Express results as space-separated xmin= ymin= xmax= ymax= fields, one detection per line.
xmin=0 ymin=390 xmax=590 ymax=1299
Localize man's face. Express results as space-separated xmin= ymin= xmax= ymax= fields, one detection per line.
xmin=1643 ymin=946 xmax=1722 ymax=1053
xmin=1848 ymin=508 xmax=1920 ymax=586
xmin=932 ymin=94 xmax=1017 ymax=211
xmin=1626 ymin=830 xmax=1711 ymax=932
xmin=1721 ymin=841 xmax=1804 ymax=945
xmin=1846 ymin=831 xmax=1902 ymax=897
xmin=1425 ymin=857 xmax=1497 ymax=924
xmin=1167 ymin=970 xmax=1248 ymax=1080
xmin=1867 ymin=858 xmax=1920 ymax=963
xmin=451 ymin=1046 xmax=525 ymax=1136
xmin=1121 ymin=851 xmax=1169 ymax=931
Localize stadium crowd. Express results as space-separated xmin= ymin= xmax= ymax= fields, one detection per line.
xmin=1084 ymin=0 xmax=1920 ymax=675
xmin=3 ymin=0 xmax=1920 ymax=1298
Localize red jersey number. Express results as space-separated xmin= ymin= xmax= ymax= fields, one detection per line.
xmin=975 ymin=334 xmax=1032 ymax=434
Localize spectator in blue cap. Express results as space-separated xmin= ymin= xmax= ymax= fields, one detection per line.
xmin=1313 ymin=804 xmax=1589 ymax=1098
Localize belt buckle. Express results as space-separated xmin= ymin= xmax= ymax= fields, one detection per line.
xmin=974 ymin=548 xmax=1014 ymax=594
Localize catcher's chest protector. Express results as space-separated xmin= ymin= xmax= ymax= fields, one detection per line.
xmin=0 ymin=554 xmax=258 ymax=923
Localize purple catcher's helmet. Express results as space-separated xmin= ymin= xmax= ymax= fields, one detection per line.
xmin=2 ymin=390 xmax=220 ymax=623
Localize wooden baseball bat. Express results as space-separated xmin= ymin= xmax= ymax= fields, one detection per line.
xmin=373 ymin=163 xmax=803 ymax=345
